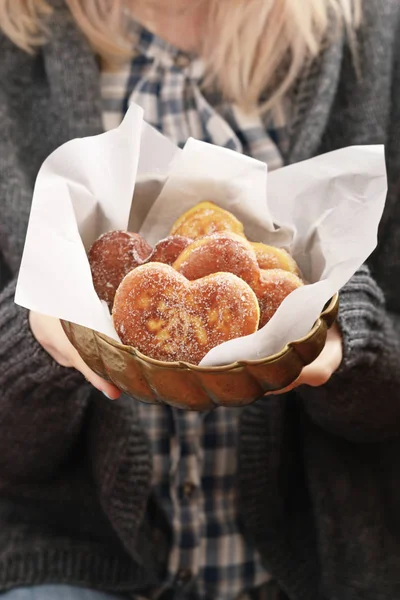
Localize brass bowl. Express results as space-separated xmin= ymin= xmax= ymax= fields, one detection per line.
xmin=62 ymin=293 xmax=339 ymax=411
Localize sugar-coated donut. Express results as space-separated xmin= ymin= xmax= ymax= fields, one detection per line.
xmin=88 ymin=231 xmax=152 ymax=309
xmin=254 ymin=269 xmax=304 ymax=328
xmin=113 ymin=263 xmax=260 ymax=364
xmin=173 ymin=232 xmax=260 ymax=288
xmin=144 ymin=235 xmax=193 ymax=265
xmin=170 ymin=201 xmax=245 ymax=240
xmin=251 ymin=242 xmax=300 ymax=274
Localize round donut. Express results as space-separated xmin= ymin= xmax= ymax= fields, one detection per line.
xmin=173 ymin=232 xmax=260 ymax=288
xmin=88 ymin=230 xmax=152 ymax=309
xmin=254 ymin=269 xmax=304 ymax=328
xmin=144 ymin=235 xmax=193 ymax=266
xmin=170 ymin=201 xmax=245 ymax=240
xmin=251 ymin=242 xmax=300 ymax=274
xmin=112 ymin=262 xmax=259 ymax=364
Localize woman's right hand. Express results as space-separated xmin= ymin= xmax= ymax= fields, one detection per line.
xmin=29 ymin=311 xmax=121 ymax=399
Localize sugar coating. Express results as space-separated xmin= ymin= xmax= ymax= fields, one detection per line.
xmin=112 ymin=263 xmax=259 ymax=364
xmin=88 ymin=230 xmax=152 ymax=309
xmin=255 ymin=268 xmax=304 ymax=328
xmin=145 ymin=235 xmax=193 ymax=265
xmin=252 ymin=242 xmax=300 ymax=274
xmin=88 ymin=206 xmax=304 ymax=363
xmin=173 ymin=232 xmax=260 ymax=287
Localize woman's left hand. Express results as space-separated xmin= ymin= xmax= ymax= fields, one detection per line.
xmin=265 ymin=322 xmax=343 ymax=395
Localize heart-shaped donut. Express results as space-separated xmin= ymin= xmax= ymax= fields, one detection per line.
xmin=89 ymin=232 xmax=195 ymax=309
xmin=144 ymin=235 xmax=193 ymax=266
xmin=170 ymin=201 xmax=245 ymax=240
xmin=254 ymin=269 xmax=304 ymax=328
xmin=173 ymin=232 xmax=260 ymax=288
xmin=88 ymin=231 xmax=152 ymax=309
xmin=251 ymin=242 xmax=300 ymax=274
xmin=113 ymin=263 xmax=260 ymax=364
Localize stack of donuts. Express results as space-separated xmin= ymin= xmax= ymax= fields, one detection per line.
xmin=88 ymin=202 xmax=304 ymax=365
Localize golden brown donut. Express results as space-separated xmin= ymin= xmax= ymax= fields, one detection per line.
xmin=88 ymin=231 xmax=152 ymax=309
xmin=112 ymin=263 xmax=260 ymax=364
xmin=251 ymin=242 xmax=300 ymax=274
xmin=173 ymin=232 xmax=260 ymax=288
xmin=254 ymin=269 xmax=304 ymax=328
xmin=144 ymin=235 xmax=193 ymax=266
xmin=170 ymin=201 xmax=245 ymax=240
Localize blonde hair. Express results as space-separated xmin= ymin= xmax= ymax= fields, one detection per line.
xmin=0 ymin=0 xmax=361 ymax=113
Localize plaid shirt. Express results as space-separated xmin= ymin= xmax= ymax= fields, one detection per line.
xmin=101 ymin=20 xmax=287 ymax=600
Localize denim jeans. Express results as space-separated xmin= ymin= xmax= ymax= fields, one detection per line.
xmin=0 ymin=586 xmax=127 ymax=600
xmin=0 ymin=583 xmax=284 ymax=600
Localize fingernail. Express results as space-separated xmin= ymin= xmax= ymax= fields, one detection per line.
xmin=102 ymin=391 xmax=113 ymax=399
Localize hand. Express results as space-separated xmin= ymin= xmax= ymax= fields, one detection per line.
xmin=265 ymin=322 xmax=343 ymax=396
xmin=29 ymin=311 xmax=121 ymax=399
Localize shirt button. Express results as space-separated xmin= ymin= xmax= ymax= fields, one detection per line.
xmin=182 ymin=481 xmax=196 ymax=499
xmin=174 ymin=54 xmax=191 ymax=69
xmin=175 ymin=568 xmax=192 ymax=588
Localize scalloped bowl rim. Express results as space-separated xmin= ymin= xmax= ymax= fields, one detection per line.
xmin=90 ymin=293 xmax=339 ymax=374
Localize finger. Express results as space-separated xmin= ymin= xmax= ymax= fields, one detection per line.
xmin=264 ymin=379 xmax=300 ymax=396
xmin=264 ymin=324 xmax=343 ymax=397
xmin=265 ymin=332 xmax=342 ymax=395
xmin=69 ymin=347 xmax=120 ymax=399
xmin=295 ymin=364 xmax=334 ymax=387
xmin=41 ymin=324 xmax=121 ymax=398
xmin=297 ymin=340 xmax=342 ymax=388
xmin=56 ymin=321 xmax=121 ymax=398
xmin=266 ymin=361 xmax=335 ymax=396
xmin=74 ymin=354 xmax=121 ymax=399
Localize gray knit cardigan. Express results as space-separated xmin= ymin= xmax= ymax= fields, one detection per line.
xmin=0 ymin=1 xmax=400 ymax=598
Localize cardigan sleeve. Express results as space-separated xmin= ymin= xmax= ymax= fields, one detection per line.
xmin=298 ymin=5 xmax=400 ymax=442
xmin=298 ymin=264 xmax=400 ymax=442
xmin=0 ymin=272 xmax=93 ymax=483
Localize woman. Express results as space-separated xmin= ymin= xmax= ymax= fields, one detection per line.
xmin=0 ymin=0 xmax=399 ymax=599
